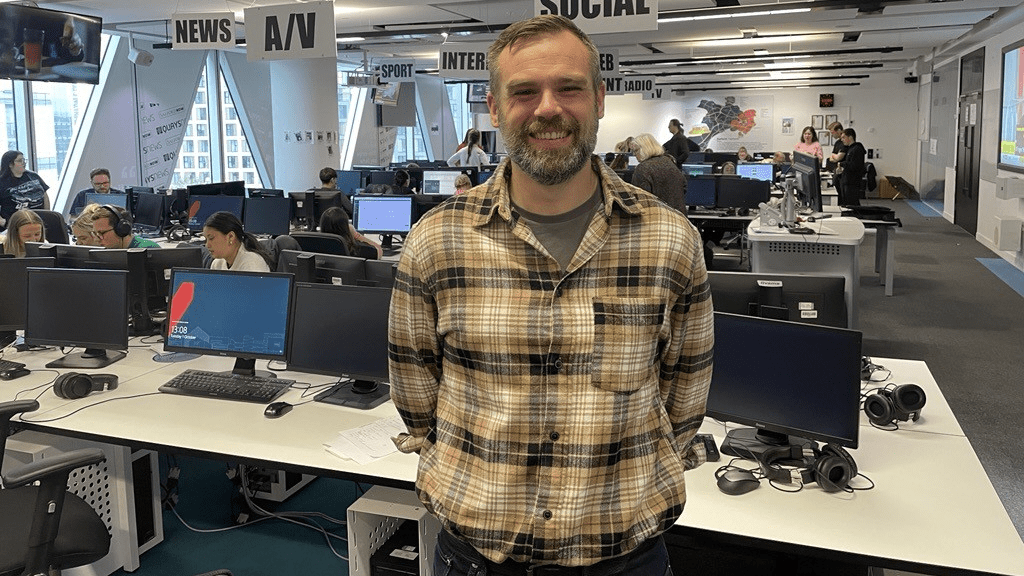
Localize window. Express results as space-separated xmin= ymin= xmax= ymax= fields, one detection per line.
xmin=227 ymin=156 xmax=237 ymax=168
xmin=172 ymin=68 xmax=213 ymax=187
xmin=200 ymin=141 xmax=209 ymax=153
xmin=198 ymin=157 xmax=208 ymax=169
xmin=185 ymin=140 xmax=194 ymax=153
xmin=393 ymin=125 xmax=428 ymax=165
xmin=225 ymin=124 xmax=236 ymax=137
xmin=197 ymin=108 xmax=207 ymax=121
xmin=183 ymin=156 xmax=194 ymax=169
xmin=228 ymin=140 xmax=238 ymax=153
xmin=1 ymin=80 xmax=16 ymax=151
xmin=242 ymin=157 xmax=252 ymax=168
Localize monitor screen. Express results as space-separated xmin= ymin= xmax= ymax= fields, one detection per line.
xmin=736 ymin=163 xmax=774 ymax=182
xmin=186 ymin=195 xmax=245 ymax=232
xmin=0 ymin=257 xmax=54 ymax=331
xmin=335 ymin=170 xmax=363 ymax=196
xmin=24 ymin=243 xmax=97 ymax=268
xmin=420 ymin=170 xmax=461 ymax=195
xmin=132 ymin=191 xmax=167 ymax=231
xmin=276 ymin=250 xmax=366 ymax=285
xmin=689 ymin=152 xmax=705 ymax=163
xmin=164 ymin=269 xmax=292 ymax=366
xmin=243 ymin=196 xmax=291 ymax=236
xmin=363 ymin=259 xmax=398 ymax=289
xmin=681 ymin=163 xmax=713 ymax=177
xmin=88 ymin=192 xmax=127 ymax=210
xmin=365 ymin=170 xmax=398 ymax=186
xmin=249 ymin=188 xmax=284 ymax=198
xmin=289 ymin=283 xmax=392 ymax=409
xmin=685 ymin=177 xmax=716 ymax=207
xmin=716 ymin=177 xmax=771 ymax=209
xmin=25 ymin=268 xmax=129 ymax=368
xmin=705 ymin=152 xmax=740 ymax=166
xmin=353 ymin=196 xmax=413 ymax=234
xmin=706 ymin=312 xmax=862 ymax=458
xmin=708 ymin=271 xmax=847 ymax=328
xmin=467 ymin=82 xmax=488 ymax=103
xmin=187 ymin=181 xmax=246 ymax=196
xmin=792 ymin=150 xmax=823 ymax=212
xmin=0 ymin=5 xmax=103 ymax=85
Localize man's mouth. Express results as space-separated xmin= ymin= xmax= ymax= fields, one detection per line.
xmin=534 ymin=130 xmax=570 ymax=140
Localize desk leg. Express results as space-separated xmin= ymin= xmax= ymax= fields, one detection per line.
xmin=882 ymin=227 xmax=895 ymax=296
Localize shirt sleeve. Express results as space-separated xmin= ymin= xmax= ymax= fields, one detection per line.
xmin=447 ymin=149 xmax=464 ymax=167
xmin=388 ymin=233 xmax=442 ymax=454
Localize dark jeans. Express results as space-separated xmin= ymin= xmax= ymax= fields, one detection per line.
xmin=433 ymin=529 xmax=673 ymax=576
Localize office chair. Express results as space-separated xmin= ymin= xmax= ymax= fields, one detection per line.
xmin=0 ymin=399 xmax=111 ymax=576
xmin=290 ymin=231 xmax=351 ymax=256
xmin=32 ymin=210 xmax=71 ymax=245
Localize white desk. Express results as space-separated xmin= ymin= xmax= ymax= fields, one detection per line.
xmin=2 ymin=345 xmax=1022 ymax=575
xmin=747 ymin=216 xmax=865 ymax=329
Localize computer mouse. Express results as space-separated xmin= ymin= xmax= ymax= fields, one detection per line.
xmin=0 ymin=367 xmax=31 ymax=380
xmin=264 ymin=401 xmax=293 ymax=418
xmin=716 ymin=468 xmax=760 ymax=495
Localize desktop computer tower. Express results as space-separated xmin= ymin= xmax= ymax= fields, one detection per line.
xmin=3 ymin=431 xmax=164 ymax=576
xmin=240 ymin=465 xmax=317 ymax=503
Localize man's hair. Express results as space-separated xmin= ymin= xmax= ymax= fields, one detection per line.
xmin=487 ymin=15 xmax=601 ymax=101
xmin=319 ymin=167 xmax=337 ymax=184
xmin=843 ymin=128 xmax=857 ymax=140
xmin=631 ymin=133 xmax=665 ymax=163
xmin=827 ymin=121 xmax=844 ymax=132
xmin=89 ymin=167 xmax=110 ymax=180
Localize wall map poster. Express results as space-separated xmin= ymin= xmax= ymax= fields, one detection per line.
xmin=681 ymin=95 xmax=774 ymax=152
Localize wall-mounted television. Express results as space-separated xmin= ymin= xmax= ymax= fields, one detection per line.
xmin=0 ymin=4 xmax=103 ymax=85
xmin=999 ymin=39 xmax=1024 ymax=174
xmin=467 ymin=82 xmax=488 ymax=103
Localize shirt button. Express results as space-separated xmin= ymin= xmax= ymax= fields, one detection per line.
xmin=542 ymin=510 xmax=553 ymax=520
xmin=553 ymin=359 xmax=563 ymax=371
xmin=549 ymin=431 xmax=560 ymax=441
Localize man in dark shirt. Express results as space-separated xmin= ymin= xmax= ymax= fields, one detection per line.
xmin=838 ymin=128 xmax=866 ymax=206
xmin=826 ymin=122 xmax=848 ymax=201
xmin=663 ymin=118 xmax=691 ymax=167
xmin=69 ymin=167 xmax=123 ymax=215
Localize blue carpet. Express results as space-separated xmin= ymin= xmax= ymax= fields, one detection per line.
xmin=907 ymin=199 xmax=944 ymax=217
xmin=977 ymin=258 xmax=1024 ymax=298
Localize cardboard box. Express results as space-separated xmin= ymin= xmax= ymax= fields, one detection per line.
xmin=878 ymin=176 xmax=899 ymax=199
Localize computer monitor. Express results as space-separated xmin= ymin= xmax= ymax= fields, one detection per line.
xmin=736 ymin=163 xmax=774 ymax=182
xmin=689 ymin=152 xmax=705 ymax=163
xmin=24 ymin=243 xmax=97 ymax=268
xmin=681 ymin=163 xmax=714 ymax=177
xmin=186 ymin=195 xmax=245 ymax=232
xmin=706 ymin=312 xmax=862 ymax=459
xmin=187 ymin=181 xmax=246 ymax=196
xmin=420 ymin=170 xmax=461 ymax=195
xmin=792 ymin=150 xmax=823 ymax=212
xmin=145 ymin=246 xmax=205 ymax=309
xmin=164 ymin=268 xmax=293 ymax=376
xmin=312 ymin=191 xmax=346 ymax=226
xmin=25 ymin=268 xmax=129 ymax=369
xmin=86 ymin=248 xmax=159 ymax=336
xmin=0 ymin=257 xmax=55 ymax=331
xmin=243 ymin=196 xmax=291 ymax=236
xmin=476 ymin=168 xmax=495 ymax=186
xmin=353 ymin=196 xmax=413 ymax=235
xmin=363 ymin=259 xmax=398 ymax=289
xmin=249 ymin=188 xmax=284 ymax=198
xmin=716 ymin=177 xmax=771 ymax=210
xmin=88 ymin=192 xmax=127 ymax=210
xmin=289 ymin=283 xmax=391 ymax=409
xmin=685 ymin=177 xmax=716 ymax=207
xmin=132 ymin=191 xmax=168 ymax=232
xmin=707 ymin=271 xmax=847 ymax=328
xmin=276 ymin=250 xmax=366 ymax=285
xmin=365 ymin=170 xmax=397 ymax=186
xmin=125 ymin=186 xmax=155 ymax=215
xmin=335 ymin=170 xmax=363 ymax=196
xmin=706 ymin=152 xmax=740 ymax=166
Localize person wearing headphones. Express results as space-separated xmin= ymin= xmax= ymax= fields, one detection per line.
xmin=90 ymin=204 xmax=159 ymax=249
xmin=202 ymin=211 xmax=273 ymax=272
xmin=0 ymin=209 xmax=46 ymax=257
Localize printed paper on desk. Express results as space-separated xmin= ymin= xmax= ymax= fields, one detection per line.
xmin=324 ymin=415 xmax=406 ymax=465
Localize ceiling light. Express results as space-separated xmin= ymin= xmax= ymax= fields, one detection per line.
xmin=659 ymin=7 xmax=810 ymax=24
xmin=753 ymin=49 xmax=769 ymax=56
xmin=337 ymin=36 xmax=366 ymax=43
xmin=685 ymin=33 xmax=839 ymax=48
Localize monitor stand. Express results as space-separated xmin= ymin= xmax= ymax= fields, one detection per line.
xmin=719 ymin=427 xmax=816 ymax=462
xmin=46 ymin=348 xmax=127 ymax=369
xmin=314 ymin=379 xmax=390 ymax=410
xmin=0 ymin=330 xmax=16 ymax=350
xmin=229 ymin=357 xmax=276 ymax=379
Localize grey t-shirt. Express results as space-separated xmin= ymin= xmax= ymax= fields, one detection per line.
xmin=513 ymin=187 xmax=602 ymax=273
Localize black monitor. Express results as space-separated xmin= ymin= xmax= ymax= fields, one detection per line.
xmin=736 ymin=163 xmax=774 ymax=182
xmin=249 ymin=188 xmax=284 ymax=198
xmin=792 ymin=150 xmax=823 ymax=212
xmin=681 ymin=163 xmax=714 ymax=177
xmin=420 ymin=170 xmax=461 ymax=195
xmin=88 ymin=192 xmax=127 ymax=210
xmin=706 ymin=312 xmax=862 ymax=459
xmin=363 ymin=259 xmax=398 ymax=289
xmin=706 ymin=152 xmax=739 ymax=166
xmin=164 ymin=268 xmax=293 ymax=376
xmin=685 ymin=176 xmax=716 ymax=207
xmin=24 ymin=242 xmax=96 ymax=268
xmin=335 ymin=170 xmax=363 ymax=196
xmin=688 ymin=152 xmax=705 ymax=163
xmin=716 ymin=177 xmax=771 ymax=210
xmin=125 ymin=186 xmax=155 ymax=214
xmin=25 ymin=268 xmax=129 ymax=369
xmin=132 ymin=191 xmax=168 ymax=232
xmin=146 ymin=246 xmax=205 ymax=308
xmin=312 ymin=191 xmax=346 ymax=226
xmin=707 ymin=271 xmax=847 ymax=328
xmin=353 ymin=196 xmax=413 ymax=235
xmin=243 ymin=196 xmax=291 ymax=236
xmin=289 ymin=283 xmax=391 ymax=410
xmin=86 ymin=248 xmax=159 ymax=336
xmin=187 ymin=181 xmax=246 ymax=196
xmin=0 ymin=257 xmax=55 ymax=331
xmin=186 ymin=195 xmax=245 ymax=232
xmin=365 ymin=170 xmax=397 ymax=186
xmin=276 ymin=250 xmax=366 ymax=285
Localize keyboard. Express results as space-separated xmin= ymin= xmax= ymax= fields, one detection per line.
xmin=159 ymin=369 xmax=293 ymax=403
xmin=0 ymin=359 xmax=26 ymax=372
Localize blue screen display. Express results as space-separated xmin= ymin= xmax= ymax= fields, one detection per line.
xmin=187 ymin=195 xmax=245 ymax=232
xmin=737 ymin=163 xmax=774 ymax=182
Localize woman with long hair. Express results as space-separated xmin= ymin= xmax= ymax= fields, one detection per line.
xmin=0 ymin=150 xmax=50 ymax=229
xmin=1 ymin=209 xmax=46 ymax=257
xmin=794 ymin=126 xmax=823 ymax=162
xmin=202 ymin=211 xmax=274 ymax=271
xmin=447 ymin=128 xmax=489 ymax=168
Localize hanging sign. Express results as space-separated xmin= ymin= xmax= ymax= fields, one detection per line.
xmin=244 ymin=1 xmax=336 ymax=61
xmin=535 ymin=0 xmax=659 ymax=34
xmin=439 ymin=43 xmax=490 ymax=80
xmin=378 ymin=59 xmax=416 ymax=83
xmin=172 ymin=12 xmax=235 ymax=50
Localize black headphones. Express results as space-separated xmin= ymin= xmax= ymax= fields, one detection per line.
xmin=760 ymin=443 xmax=857 ymax=493
xmin=53 ymin=372 xmax=119 ymax=399
xmin=864 ymin=384 xmax=926 ymax=427
xmin=103 ymin=205 xmax=133 ymax=238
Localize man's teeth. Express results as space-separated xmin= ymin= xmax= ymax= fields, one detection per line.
xmin=536 ymin=131 xmax=568 ymax=140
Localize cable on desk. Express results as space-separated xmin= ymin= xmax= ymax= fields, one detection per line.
xmin=17 ymin=392 xmax=163 ymax=423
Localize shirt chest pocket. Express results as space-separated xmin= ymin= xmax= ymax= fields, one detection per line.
xmin=591 ymin=297 xmax=665 ymax=394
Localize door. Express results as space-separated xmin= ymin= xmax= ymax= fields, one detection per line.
xmin=955 ymin=49 xmax=984 ymax=235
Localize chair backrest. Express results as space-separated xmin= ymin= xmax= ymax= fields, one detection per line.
xmin=32 ymin=210 xmax=70 ymax=244
xmin=352 ymin=242 xmax=378 ymax=260
xmin=290 ymin=231 xmax=350 ymax=256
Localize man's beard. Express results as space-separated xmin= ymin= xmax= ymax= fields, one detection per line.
xmin=499 ymin=107 xmax=599 ymax=186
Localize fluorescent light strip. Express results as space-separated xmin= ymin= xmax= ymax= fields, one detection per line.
xmin=659 ymin=8 xmax=810 ymax=24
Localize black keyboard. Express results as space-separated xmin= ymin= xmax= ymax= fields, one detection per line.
xmin=159 ymin=369 xmax=293 ymax=403
xmin=0 ymin=359 xmax=26 ymax=372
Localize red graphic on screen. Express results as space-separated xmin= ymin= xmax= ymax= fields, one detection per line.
xmin=168 ymin=281 xmax=195 ymax=336
xmin=188 ymin=200 xmax=201 ymax=220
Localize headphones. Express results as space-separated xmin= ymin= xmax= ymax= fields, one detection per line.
xmin=53 ymin=372 xmax=119 ymax=399
xmin=103 ymin=205 xmax=133 ymax=238
xmin=863 ymin=384 xmax=926 ymax=427
xmin=760 ymin=443 xmax=857 ymax=493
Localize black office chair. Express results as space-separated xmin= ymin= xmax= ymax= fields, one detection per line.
xmin=290 ymin=231 xmax=351 ymax=256
xmin=32 ymin=210 xmax=71 ymax=245
xmin=0 ymin=399 xmax=111 ymax=576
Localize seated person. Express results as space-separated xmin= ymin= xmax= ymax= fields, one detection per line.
xmin=720 ymin=161 xmax=737 ymax=175
xmin=454 ymin=173 xmax=473 ymax=195
xmin=71 ymin=203 xmax=104 ymax=246
xmin=69 ymin=168 xmax=123 ymax=215
xmin=319 ymin=206 xmax=382 ymax=259
xmin=317 ymin=166 xmax=355 ymax=216
xmin=202 ymin=211 xmax=274 ymax=272
xmin=737 ymin=147 xmax=753 ymax=163
xmin=0 ymin=209 xmax=46 ymax=257
xmin=391 ymin=169 xmax=415 ymax=195
xmin=90 ymin=205 xmax=160 ymax=249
